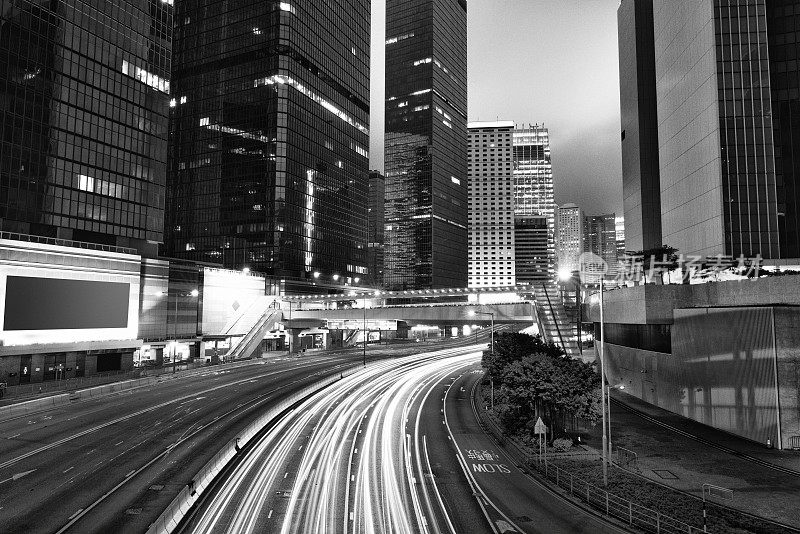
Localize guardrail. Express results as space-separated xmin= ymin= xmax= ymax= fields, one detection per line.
xmin=531 ymin=458 xmax=695 ymax=534
xmin=474 ymin=383 xmax=697 ymax=534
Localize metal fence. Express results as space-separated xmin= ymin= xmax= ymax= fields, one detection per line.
xmin=531 ymin=458 xmax=697 ymax=534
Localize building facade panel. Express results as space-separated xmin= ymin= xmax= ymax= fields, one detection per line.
xmin=384 ymin=0 xmax=468 ymax=290
xmin=619 ymin=0 xmax=663 ymax=251
xmin=513 ymin=125 xmax=555 ymax=283
xmin=167 ymin=0 xmax=370 ymax=286
xmin=468 ymin=122 xmax=515 ymax=288
xmin=0 ymin=0 xmax=172 ymax=254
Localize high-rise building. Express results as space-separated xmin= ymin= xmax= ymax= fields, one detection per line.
xmin=0 ymin=0 xmax=172 ymax=255
xmin=514 ymin=216 xmax=550 ymax=286
xmin=615 ymin=215 xmax=626 ymax=258
xmin=383 ymin=0 xmax=468 ymax=290
xmin=618 ymin=0 xmax=662 ymax=252
xmin=368 ymin=170 xmax=385 ymax=287
xmin=584 ymin=214 xmax=619 ymax=277
xmin=468 ymin=121 xmax=515 ymax=288
xmin=166 ymin=1 xmax=370 ymax=288
xmin=514 ymin=125 xmax=555 ymax=283
xmin=556 ymin=203 xmax=584 ymax=276
xmin=647 ymin=0 xmax=800 ymax=260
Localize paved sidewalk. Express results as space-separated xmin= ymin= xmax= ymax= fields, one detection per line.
xmin=601 ymin=390 xmax=800 ymax=528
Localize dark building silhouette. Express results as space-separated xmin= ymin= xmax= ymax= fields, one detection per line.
xmin=0 ymin=0 xmax=172 ymax=254
xmin=166 ymin=1 xmax=370 ymax=288
xmin=368 ymin=170 xmax=385 ymax=287
xmin=618 ymin=0 xmax=662 ymax=252
xmin=383 ymin=0 xmax=468 ymax=290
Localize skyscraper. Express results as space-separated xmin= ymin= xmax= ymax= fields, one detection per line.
xmin=167 ymin=1 xmax=370 ymax=288
xmin=618 ymin=0 xmax=662 ymax=252
xmin=468 ymin=121 xmax=515 ymax=288
xmin=368 ymin=170 xmax=385 ymax=287
xmin=1 ymin=0 xmax=172 ymax=254
xmin=556 ymin=203 xmax=584 ymax=275
xmin=514 ymin=125 xmax=555 ymax=283
xmin=647 ymin=0 xmax=800 ymax=260
xmin=584 ymin=214 xmax=620 ymax=278
xmin=383 ymin=0 xmax=468 ymax=290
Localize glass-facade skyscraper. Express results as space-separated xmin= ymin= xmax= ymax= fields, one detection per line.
xmin=514 ymin=125 xmax=555 ymax=283
xmin=0 ymin=0 xmax=172 ymax=254
xmin=167 ymin=1 xmax=370 ymax=287
xmin=384 ymin=0 xmax=468 ymax=290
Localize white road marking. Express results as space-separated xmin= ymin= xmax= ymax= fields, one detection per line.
xmin=63 ymin=466 xmax=74 ymax=474
xmin=67 ymin=509 xmax=83 ymax=521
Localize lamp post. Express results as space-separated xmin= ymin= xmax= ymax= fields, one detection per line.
xmin=362 ymin=293 xmax=367 ymax=367
xmin=599 ymin=275 xmax=608 ymax=487
xmin=469 ymin=309 xmax=495 ymax=408
xmin=576 ymin=266 xmax=609 ymax=487
xmin=158 ymin=289 xmax=199 ymax=374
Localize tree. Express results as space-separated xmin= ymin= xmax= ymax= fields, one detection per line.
xmin=482 ymin=332 xmax=564 ymax=386
xmin=487 ymin=336 xmax=602 ymax=437
xmin=625 ymin=245 xmax=679 ymax=284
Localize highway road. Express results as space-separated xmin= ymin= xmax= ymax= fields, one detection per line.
xmin=182 ymin=345 xmax=625 ymax=534
xmin=181 ymin=346 xmax=483 ymax=534
xmin=0 ymin=345 xmax=454 ymax=534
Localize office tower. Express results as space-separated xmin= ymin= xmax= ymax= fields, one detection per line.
xmin=618 ymin=0 xmax=662 ymax=252
xmin=652 ymin=0 xmax=792 ymax=259
xmin=0 ymin=0 xmax=172 ymax=255
xmin=615 ymin=215 xmax=626 ymax=257
xmin=514 ymin=125 xmax=555 ymax=283
xmin=167 ymin=1 xmax=370 ymax=288
xmin=384 ymin=0 xmax=468 ymax=290
xmin=556 ymin=203 xmax=584 ymax=275
xmin=368 ymin=171 xmax=385 ymax=287
xmin=468 ymin=121 xmax=515 ymax=288
xmin=584 ymin=214 xmax=619 ymax=277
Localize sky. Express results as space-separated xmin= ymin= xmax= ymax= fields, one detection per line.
xmin=369 ymin=0 xmax=623 ymax=216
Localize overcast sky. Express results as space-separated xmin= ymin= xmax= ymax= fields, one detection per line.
xmin=369 ymin=0 xmax=623 ymax=216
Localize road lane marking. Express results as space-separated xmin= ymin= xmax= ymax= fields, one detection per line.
xmin=0 ymin=469 xmax=37 ymax=485
xmin=115 ymin=441 xmax=124 ymax=446
xmin=63 ymin=466 xmax=74 ymax=474
xmin=268 ymin=509 xmax=273 ymax=519
xmin=67 ymin=510 xmax=83 ymax=521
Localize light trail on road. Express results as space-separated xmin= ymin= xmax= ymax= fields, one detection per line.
xmin=186 ymin=346 xmax=483 ymax=534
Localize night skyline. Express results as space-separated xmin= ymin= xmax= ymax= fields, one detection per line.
xmin=371 ymin=0 xmax=624 ymax=217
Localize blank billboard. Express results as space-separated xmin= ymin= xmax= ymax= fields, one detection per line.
xmin=4 ymin=276 xmax=130 ymax=331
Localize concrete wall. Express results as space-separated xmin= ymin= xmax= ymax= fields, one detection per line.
xmin=587 ymin=276 xmax=800 ymax=325
xmin=601 ymin=305 xmax=800 ymax=448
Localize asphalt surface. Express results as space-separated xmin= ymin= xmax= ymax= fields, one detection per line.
xmin=180 ymin=346 xmax=483 ymax=534
xmin=442 ymin=368 xmax=628 ymax=534
xmin=180 ymin=345 xmax=626 ymax=534
xmin=0 ymin=351 xmax=414 ymax=534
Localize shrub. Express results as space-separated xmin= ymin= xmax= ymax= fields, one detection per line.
xmin=552 ymin=437 xmax=573 ymax=452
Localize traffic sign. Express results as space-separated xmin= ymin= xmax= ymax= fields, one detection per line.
xmin=533 ymin=417 xmax=547 ymax=435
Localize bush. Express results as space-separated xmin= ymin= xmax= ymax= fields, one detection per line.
xmin=552 ymin=437 xmax=573 ymax=452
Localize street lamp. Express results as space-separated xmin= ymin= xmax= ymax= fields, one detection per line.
xmin=157 ymin=289 xmax=199 ymax=374
xmin=469 ymin=309 xmax=495 ymax=408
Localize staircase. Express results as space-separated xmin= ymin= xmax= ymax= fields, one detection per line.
xmin=225 ymin=308 xmax=281 ymax=361
xmin=528 ymin=283 xmax=580 ymax=357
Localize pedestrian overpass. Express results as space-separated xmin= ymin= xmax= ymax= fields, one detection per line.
xmin=272 ymin=284 xmax=579 ymax=356
xmin=217 ymin=284 xmax=580 ymax=359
